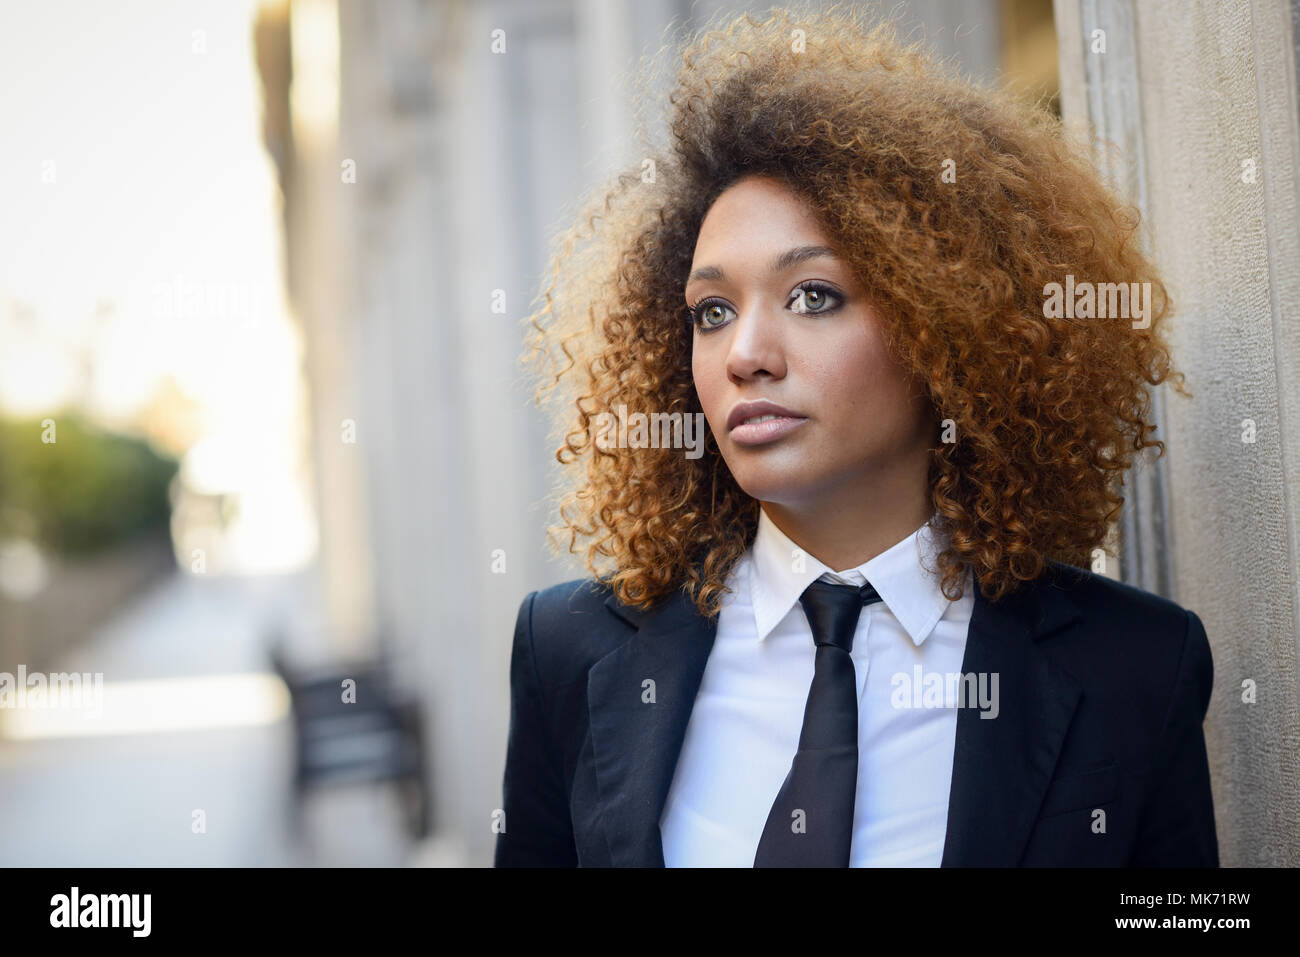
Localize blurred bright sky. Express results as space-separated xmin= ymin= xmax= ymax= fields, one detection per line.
xmin=0 ymin=0 xmax=316 ymax=572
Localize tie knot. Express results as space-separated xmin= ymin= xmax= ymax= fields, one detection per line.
xmin=797 ymin=579 xmax=881 ymax=652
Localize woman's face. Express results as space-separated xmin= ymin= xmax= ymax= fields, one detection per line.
xmin=687 ymin=174 xmax=935 ymax=508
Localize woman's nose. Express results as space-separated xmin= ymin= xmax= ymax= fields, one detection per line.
xmin=724 ymin=302 xmax=787 ymax=382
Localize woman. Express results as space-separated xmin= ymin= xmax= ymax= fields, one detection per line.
xmin=495 ymin=6 xmax=1218 ymax=867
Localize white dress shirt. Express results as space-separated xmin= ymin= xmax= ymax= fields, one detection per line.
xmin=659 ymin=507 xmax=976 ymax=866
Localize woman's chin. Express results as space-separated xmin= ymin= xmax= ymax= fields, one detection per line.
xmin=728 ymin=467 xmax=822 ymax=506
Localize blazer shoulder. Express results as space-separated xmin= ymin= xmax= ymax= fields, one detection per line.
xmin=1042 ymin=558 xmax=1198 ymax=633
xmin=1040 ymin=559 xmax=1212 ymax=705
xmin=516 ymin=576 xmax=633 ymax=693
xmin=528 ymin=575 xmax=617 ymax=622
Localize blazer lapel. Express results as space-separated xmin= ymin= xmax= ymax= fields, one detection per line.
xmin=587 ymin=588 xmax=718 ymax=866
xmin=939 ymin=571 xmax=1084 ymax=866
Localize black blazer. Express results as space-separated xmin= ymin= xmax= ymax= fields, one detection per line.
xmin=493 ymin=559 xmax=1219 ymax=866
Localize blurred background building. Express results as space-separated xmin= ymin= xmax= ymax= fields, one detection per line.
xmin=1 ymin=0 xmax=1296 ymax=867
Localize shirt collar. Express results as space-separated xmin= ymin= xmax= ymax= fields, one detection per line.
xmin=748 ymin=506 xmax=953 ymax=647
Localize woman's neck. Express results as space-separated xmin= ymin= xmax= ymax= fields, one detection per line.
xmin=760 ymin=473 xmax=933 ymax=572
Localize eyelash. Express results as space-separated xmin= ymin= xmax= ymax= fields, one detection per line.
xmin=685 ymin=281 xmax=845 ymax=332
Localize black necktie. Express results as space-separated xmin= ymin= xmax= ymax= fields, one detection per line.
xmin=753 ymin=577 xmax=883 ymax=867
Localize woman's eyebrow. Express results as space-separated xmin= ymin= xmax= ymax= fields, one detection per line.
xmin=686 ymin=244 xmax=837 ymax=284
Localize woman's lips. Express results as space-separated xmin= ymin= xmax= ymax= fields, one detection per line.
xmin=729 ymin=415 xmax=809 ymax=446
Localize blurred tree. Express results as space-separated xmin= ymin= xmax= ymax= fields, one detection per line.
xmin=0 ymin=411 xmax=178 ymax=556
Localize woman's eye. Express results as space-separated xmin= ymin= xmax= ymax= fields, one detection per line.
xmin=688 ymin=299 xmax=734 ymax=329
xmin=789 ymin=283 xmax=843 ymax=314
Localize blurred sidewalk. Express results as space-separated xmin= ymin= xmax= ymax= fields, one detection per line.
xmin=0 ymin=568 xmax=412 ymax=866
